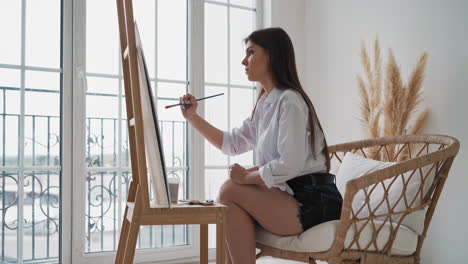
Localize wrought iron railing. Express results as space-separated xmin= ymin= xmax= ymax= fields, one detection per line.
xmin=0 ymin=111 xmax=188 ymax=263
xmin=84 ymin=117 xmax=188 ymax=253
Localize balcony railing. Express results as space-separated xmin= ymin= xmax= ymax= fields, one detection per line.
xmin=1 ymin=111 xmax=188 ymax=263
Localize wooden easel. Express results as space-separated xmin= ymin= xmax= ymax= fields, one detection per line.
xmin=115 ymin=0 xmax=227 ymax=263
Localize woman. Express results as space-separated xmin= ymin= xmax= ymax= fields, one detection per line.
xmin=179 ymin=27 xmax=342 ymax=264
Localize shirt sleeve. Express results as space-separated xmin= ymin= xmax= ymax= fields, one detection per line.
xmin=259 ymin=96 xmax=309 ymax=188
xmin=221 ymin=117 xmax=256 ymax=156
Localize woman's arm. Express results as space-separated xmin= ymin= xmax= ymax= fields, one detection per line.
xmin=180 ymin=94 xmax=223 ymax=150
xmin=180 ymin=93 xmax=257 ymax=154
xmin=244 ymin=170 xmax=264 ymax=185
xmin=187 ymin=113 xmax=223 ymax=150
xmin=230 ymin=164 xmax=264 ymax=185
xmin=246 ymin=166 xmax=259 ymax=172
xmin=244 ymin=166 xmax=263 ymax=184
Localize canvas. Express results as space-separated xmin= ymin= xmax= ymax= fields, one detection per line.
xmin=135 ymin=23 xmax=171 ymax=208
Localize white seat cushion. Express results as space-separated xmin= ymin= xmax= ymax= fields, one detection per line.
xmin=255 ymin=220 xmax=418 ymax=256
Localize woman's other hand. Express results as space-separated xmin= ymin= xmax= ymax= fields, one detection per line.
xmin=229 ymin=163 xmax=248 ymax=184
xmin=179 ymin=93 xmax=198 ymax=120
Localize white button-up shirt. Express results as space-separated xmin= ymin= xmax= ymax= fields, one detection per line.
xmin=221 ymin=87 xmax=327 ymax=195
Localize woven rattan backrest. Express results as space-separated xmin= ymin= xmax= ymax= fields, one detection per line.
xmin=327 ymin=135 xmax=459 ymax=255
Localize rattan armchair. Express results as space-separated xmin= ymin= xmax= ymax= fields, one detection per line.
xmin=255 ymin=134 xmax=459 ymax=264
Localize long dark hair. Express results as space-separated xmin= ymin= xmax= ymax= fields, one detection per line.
xmin=245 ymin=27 xmax=331 ymax=172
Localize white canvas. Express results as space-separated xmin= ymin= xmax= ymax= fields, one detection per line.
xmin=135 ymin=24 xmax=171 ymax=208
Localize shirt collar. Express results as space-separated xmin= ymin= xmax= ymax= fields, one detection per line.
xmin=263 ymin=87 xmax=283 ymax=105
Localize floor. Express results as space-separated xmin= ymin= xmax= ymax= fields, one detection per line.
xmin=208 ymin=257 xmax=328 ymax=264
xmin=204 ymin=248 xmax=329 ymax=264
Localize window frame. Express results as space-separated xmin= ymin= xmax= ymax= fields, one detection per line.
xmin=0 ymin=0 xmax=67 ymax=263
xmin=70 ymin=0 xmax=263 ymax=263
xmin=202 ymin=1 xmax=261 ymax=172
xmin=202 ymin=0 xmax=262 ymax=250
xmin=71 ymin=1 xmax=198 ymax=263
xmin=62 ymin=0 xmax=73 ymax=262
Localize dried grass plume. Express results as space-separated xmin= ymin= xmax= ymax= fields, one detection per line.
xmin=357 ymin=38 xmax=429 ymax=160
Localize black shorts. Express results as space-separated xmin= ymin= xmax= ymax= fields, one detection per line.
xmin=287 ymin=172 xmax=343 ymax=231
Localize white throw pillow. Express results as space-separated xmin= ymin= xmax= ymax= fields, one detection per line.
xmin=335 ymin=152 xmax=434 ymax=235
xmin=336 ymin=152 xmax=395 ymax=218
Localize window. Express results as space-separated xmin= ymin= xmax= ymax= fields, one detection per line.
xmin=1 ymin=0 xmax=261 ymax=263
xmin=79 ymin=0 xmax=189 ymax=256
xmin=0 ymin=0 xmax=62 ymax=263
xmin=204 ymin=0 xmax=258 ymax=249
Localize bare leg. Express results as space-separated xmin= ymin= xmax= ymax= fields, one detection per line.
xmin=216 ymin=179 xmax=303 ymax=264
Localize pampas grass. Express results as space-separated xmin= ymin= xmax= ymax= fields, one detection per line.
xmin=358 ymin=39 xmax=383 ymax=159
xmin=358 ymin=38 xmax=429 ymax=161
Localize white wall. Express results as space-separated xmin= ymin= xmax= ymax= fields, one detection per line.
xmin=304 ymin=1 xmax=468 ymax=263
xmin=262 ymin=0 xmax=307 ymax=88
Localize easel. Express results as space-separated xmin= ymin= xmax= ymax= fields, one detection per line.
xmin=115 ymin=0 xmax=227 ymax=263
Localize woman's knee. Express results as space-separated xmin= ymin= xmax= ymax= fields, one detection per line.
xmin=216 ymin=179 xmax=240 ymax=204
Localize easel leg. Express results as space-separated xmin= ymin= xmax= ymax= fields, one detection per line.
xmin=216 ymin=212 xmax=225 ymax=264
xmin=122 ymin=220 xmax=140 ymax=264
xmin=116 ymin=216 xmax=130 ymax=264
xmin=116 ymin=181 xmax=137 ymax=264
xmin=200 ymin=224 xmax=208 ymax=264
